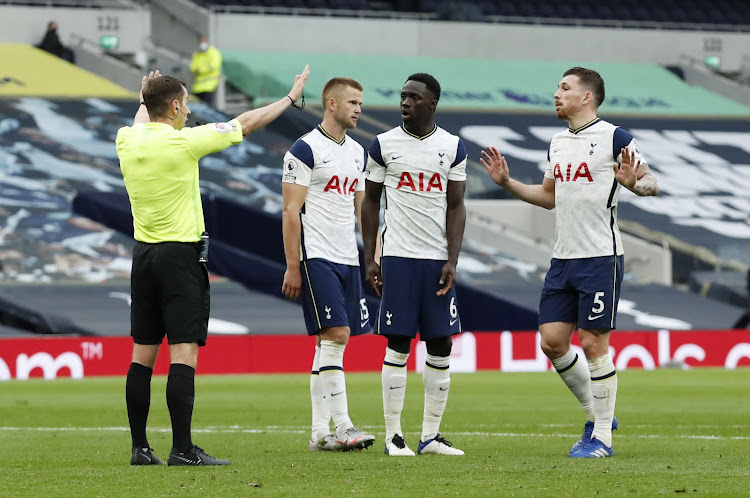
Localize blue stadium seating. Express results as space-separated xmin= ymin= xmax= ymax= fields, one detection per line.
xmin=198 ymin=0 xmax=750 ymax=27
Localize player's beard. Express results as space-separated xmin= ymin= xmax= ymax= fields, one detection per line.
xmin=555 ymin=105 xmax=567 ymax=121
xmin=336 ymin=113 xmax=357 ymax=130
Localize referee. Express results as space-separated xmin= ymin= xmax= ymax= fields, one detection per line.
xmin=118 ymin=66 xmax=309 ymax=466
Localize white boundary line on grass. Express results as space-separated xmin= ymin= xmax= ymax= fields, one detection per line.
xmin=0 ymin=426 xmax=748 ymax=441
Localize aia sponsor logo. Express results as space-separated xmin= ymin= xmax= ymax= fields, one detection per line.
xmin=323 ymin=176 xmax=358 ymax=194
xmin=553 ymin=162 xmax=593 ymax=183
xmin=396 ymin=172 xmax=443 ymax=191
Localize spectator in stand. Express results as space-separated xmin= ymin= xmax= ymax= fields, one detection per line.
xmin=190 ymin=35 xmax=222 ymax=107
xmin=38 ymin=21 xmax=75 ymax=64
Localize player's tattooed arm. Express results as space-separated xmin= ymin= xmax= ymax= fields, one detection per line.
xmin=616 ymin=147 xmax=659 ymax=197
xmin=632 ymin=169 xmax=659 ymax=197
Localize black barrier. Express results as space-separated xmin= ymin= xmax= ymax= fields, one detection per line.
xmin=73 ymin=190 xmax=540 ymax=331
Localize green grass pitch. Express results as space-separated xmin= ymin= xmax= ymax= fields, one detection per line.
xmin=1 ymin=369 xmax=748 ymax=496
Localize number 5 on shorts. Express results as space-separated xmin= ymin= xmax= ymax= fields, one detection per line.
xmin=592 ymin=291 xmax=605 ymax=314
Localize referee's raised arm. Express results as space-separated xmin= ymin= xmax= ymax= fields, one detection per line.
xmin=119 ymin=63 xmax=310 ymax=468
xmin=133 ymin=70 xmax=161 ymax=125
xmin=235 ymin=64 xmax=310 ymax=136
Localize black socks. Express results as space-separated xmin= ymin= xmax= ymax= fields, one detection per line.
xmin=166 ymin=363 xmax=196 ymax=453
xmin=126 ymin=362 xmax=153 ymax=449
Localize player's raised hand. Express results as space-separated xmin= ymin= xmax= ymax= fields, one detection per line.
xmin=281 ymin=267 xmax=302 ymax=301
xmin=288 ymin=64 xmax=310 ymax=103
xmin=365 ymin=260 xmax=383 ymax=297
xmin=437 ymin=261 xmax=456 ymax=296
xmin=480 ymin=146 xmax=510 ymax=187
xmin=615 ymin=146 xmax=640 ymax=189
xmin=140 ymin=70 xmax=160 ymax=101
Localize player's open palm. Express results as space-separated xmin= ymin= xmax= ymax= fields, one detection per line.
xmin=282 ymin=268 xmax=302 ymax=301
xmin=615 ymin=146 xmax=640 ymax=189
xmin=480 ymin=146 xmax=510 ymax=187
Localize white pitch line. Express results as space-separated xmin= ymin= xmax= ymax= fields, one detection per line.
xmin=0 ymin=426 xmax=748 ymax=440
xmin=541 ymin=423 xmax=750 ymax=429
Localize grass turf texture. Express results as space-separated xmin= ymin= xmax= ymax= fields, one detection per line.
xmin=1 ymin=369 xmax=748 ymax=496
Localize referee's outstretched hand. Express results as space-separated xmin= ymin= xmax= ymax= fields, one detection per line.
xmin=288 ymin=65 xmax=310 ymax=104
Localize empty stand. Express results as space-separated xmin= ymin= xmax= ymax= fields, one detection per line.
xmin=196 ymin=0 xmax=750 ymax=28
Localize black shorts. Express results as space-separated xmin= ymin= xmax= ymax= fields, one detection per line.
xmin=131 ymin=241 xmax=210 ymax=346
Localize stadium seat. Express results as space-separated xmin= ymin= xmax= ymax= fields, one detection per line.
xmin=478 ymin=1 xmax=498 ymax=16
xmin=494 ymin=2 xmax=519 ymax=17
xmin=572 ymin=5 xmax=596 ymax=20
xmin=195 ymin=0 xmax=750 ymax=27
xmin=336 ymin=0 xmax=370 ymax=10
xmin=417 ymin=0 xmax=438 ymax=16
xmin=592 ymin=5 xmax=614 ymax=20
xmin=306 ymin=0 xmax=330 ymax=8
xmin=535 ymin=3 xmax=556 ymax=19
xmin=632 ymin=7 xmax=650 ymax=21
xmin=516 ymin=3 xmax=539 ymax=18
xmin=705 ymin=8 xmax=730 ymax=25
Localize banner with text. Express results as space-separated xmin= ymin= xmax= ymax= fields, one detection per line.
xmin=1 ymin=330 xmax=748 ymax=380
xmin=223 ymin=51 xmax=750 ymax=116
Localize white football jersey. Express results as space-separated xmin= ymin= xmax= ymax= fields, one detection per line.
xmin=545 ymin=118 xmax=646 ymax=259
xmin=282 ymin=126 xmax=366 ymax=266
xmin=366 ymin=124 xmax=467 ymax=260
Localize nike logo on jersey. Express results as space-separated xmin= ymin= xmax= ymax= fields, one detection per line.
xmin=392 ymin=155 xmax=404 ymax=160
xmin=439 ymin=387 xmax=449 ymax=391
xmin=331 ymin=391 xmax=345 ymax=396
xmin=360 ymin=319 xmax=369 ymax=328
xmin=322 ymin=159 xmax=333 ymax=163
xmin=449 ymin=318 xmax=458 ymax=326
xmin=389 ymin=385 xmax=405 ymax=390
xmin=588 ymin=314 xmax=604 ymax=321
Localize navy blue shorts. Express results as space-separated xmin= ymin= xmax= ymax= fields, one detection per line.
xmin=376 ymin=256 xmax=461 ymax=339
xmin=300 ymin=258 xmax=371 ymax=336
xmin=539 ymin=255 xmax=624 ymax=330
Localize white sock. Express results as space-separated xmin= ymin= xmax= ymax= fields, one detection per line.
xmin=310 ymin=345 xmax=331 ymax=440
xmin=319 ymin=340 xmax=352 ymax=435
xmin=421 ymin=354 xmax=450 ymax=442
xmin=588 ymin=353 xmax=617 ymax=447
xmin=382 ymin=347 xmax=409 ymax=440
xmin=550 ymin=348 xmax=595 ymax=422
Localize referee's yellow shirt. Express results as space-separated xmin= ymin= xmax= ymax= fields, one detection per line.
xmin=116 ymin=119 xmax=243 ymax=243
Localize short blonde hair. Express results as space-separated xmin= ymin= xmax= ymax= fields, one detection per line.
xmin=321 ymin=77 xmax=363 ymax=108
